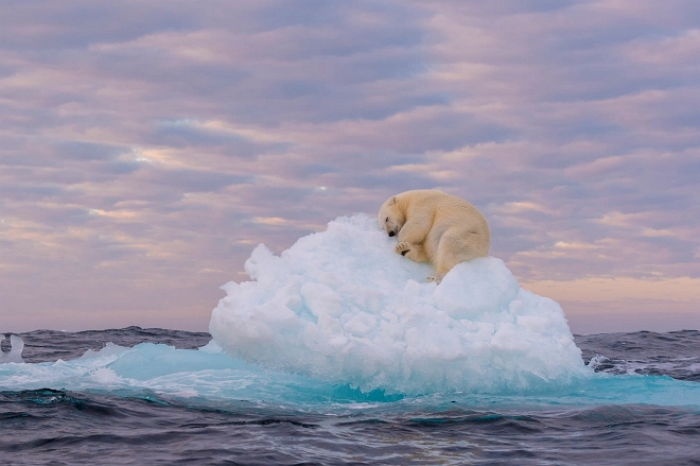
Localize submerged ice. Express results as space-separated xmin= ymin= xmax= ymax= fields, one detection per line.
xmin=209 ymin=214 xmax=589 ymax=394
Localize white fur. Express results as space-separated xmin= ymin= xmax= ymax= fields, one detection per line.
xmin=378 ymin=189 xmax=490 ymax=282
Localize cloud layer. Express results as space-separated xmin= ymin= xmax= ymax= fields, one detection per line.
xmin=2 ymin=0 xmax=699 ymax=332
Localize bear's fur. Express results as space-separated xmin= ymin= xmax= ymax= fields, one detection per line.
xmin=378 ymin=189 xmax=490 ymax=282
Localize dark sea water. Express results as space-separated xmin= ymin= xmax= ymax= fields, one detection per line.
xmin=1 ymin=327 xmax=699 ymax=465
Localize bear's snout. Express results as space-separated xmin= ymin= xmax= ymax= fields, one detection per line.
xmin=388 ymin=231 xmax=396 ymax=237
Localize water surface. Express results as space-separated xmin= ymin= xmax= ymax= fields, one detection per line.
xmin=1 ymin=327 xmax=698 ymax=465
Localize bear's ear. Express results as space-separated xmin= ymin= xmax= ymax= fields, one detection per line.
xmin=389 ymin=196 xmax=397 ymax=205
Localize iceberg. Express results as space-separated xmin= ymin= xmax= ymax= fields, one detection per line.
xmin=209 ymin=214 xmax=588 ymax=394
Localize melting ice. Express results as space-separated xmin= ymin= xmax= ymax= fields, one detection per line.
xmin=210 ymin=214 xmax=588 ymax=394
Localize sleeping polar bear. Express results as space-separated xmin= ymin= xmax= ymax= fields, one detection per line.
xmin=378 ymin=189 xmax=490 ymax=283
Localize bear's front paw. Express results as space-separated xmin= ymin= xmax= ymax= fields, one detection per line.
xmin=426 ymin=274 xmax=443 ymax=284
xmin=395 ymin=241 xmax=410 ymax=256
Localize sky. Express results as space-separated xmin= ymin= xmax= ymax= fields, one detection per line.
xmin=1 ymin=0 xmax=699 ymax=334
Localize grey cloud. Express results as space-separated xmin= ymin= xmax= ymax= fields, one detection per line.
xmin=0 ymin=183 xmax=67 ymax=202
xmin=0 ymin=0 xmax=194 ymax=49
xmin=102 ymin=160 xmax=144 ymax=175
xmin=432 ymin=0 xmax=579 ymax=16
xmin=53 ymin=141 xmax=129 ymax=160
xmin=148 ymin=121 xmax=289 ymax=156
xmin=138 ymin=167 xmax=251 ymax=193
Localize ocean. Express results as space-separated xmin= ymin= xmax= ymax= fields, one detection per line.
xmin=1 ymin=327 xmax=699 ymax=465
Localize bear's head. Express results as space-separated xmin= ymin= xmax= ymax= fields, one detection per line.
xmin=378 ymin=195 xmax=405 ymax=237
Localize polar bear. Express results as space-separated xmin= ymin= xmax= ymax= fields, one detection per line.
xmin=378 ymin=189 xmax=490 ymax=282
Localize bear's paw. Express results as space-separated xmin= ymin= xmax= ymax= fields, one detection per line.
xmin=395 ymin=241 xmax=411 ymax=256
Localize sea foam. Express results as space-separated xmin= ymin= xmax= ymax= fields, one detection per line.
xmin=0 ymin=334 xmax=24 ymax=363
xmin=209 ymin=214 xmax=589 ymax=394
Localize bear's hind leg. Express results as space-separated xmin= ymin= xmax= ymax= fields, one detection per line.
xmin=432 ymin=229 xmax=475 ymax=282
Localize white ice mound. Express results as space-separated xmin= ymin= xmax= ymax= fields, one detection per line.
xmin=209 ymin=214 xmax=588 ymax=394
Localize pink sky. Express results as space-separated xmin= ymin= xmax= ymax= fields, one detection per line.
xmin=1 ymin=0 xmax=699 ymax=333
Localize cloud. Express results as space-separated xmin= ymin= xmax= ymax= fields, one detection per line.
xmin=1 ymin=0 xmax=699 ymax=332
